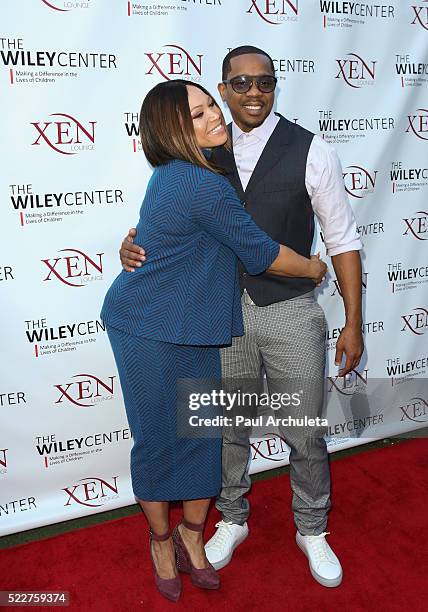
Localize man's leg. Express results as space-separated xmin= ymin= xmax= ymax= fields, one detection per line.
xmin=256 ymin=293 xmax=342 ymax=586
xmin=205 ymin=295 xmax=263 ymax=568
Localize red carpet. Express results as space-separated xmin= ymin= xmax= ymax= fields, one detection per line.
xmin=1 ymin=439 xmax=427 ymax=611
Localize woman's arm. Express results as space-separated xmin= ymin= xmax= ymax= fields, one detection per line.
xmin=191 ymin=174 xmax=326 ymax=283
xmin=268 ymin=248 xmax=326 ymax=284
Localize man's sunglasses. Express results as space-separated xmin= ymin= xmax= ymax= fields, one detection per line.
xmin=222 ymin=75 xmax=277 ymax=94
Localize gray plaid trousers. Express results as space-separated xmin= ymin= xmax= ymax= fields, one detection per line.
xmin=216 ymin=291 xmax=331 ymax=535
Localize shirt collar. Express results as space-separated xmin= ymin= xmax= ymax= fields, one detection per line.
xmin=232 ymin=109 xmax=278 ymax=146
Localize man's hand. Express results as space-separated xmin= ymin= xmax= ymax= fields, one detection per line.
xmin=331 ymin=250 xmax=364 ymax=377
xmin=120 ymin=228 xmax=146 ymax=272
xmin=334 ymin=324 xmax=364 ymax=377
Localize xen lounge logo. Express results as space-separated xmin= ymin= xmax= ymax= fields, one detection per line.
xmin=41 ymin=248 xmax=104 ymax=287
xmin=251 ymin=435 xmax=289 ymax=462
xmin=335 ymin=53 xmax=376 ymax=88
xmin=403 ymin=211 xmax=428 ymax=240
xmin=328 ymin=369 xmax=368 ymax=395
xmin=247 ymin=0 xmax=298 ymax=24
xmin=406 ymin=109 xmax=428 ymax=140
xmin=54 ymin=374 xmax=116 ymax=407
xmin=343 ymin=165 xmax=377 ymax=198
xmin=411 ymin=1 xmax=428 ymax=30
xmin=145 ymin=45 xmax=203 ymax=82
xmin=63 ymin=476 xmax=119 ymax=507
xmin=41 ymin=0 xmax=91 ymax=11
xmin=31 ymin=114 xmax=96 ymax=155
xmin=399 ymin=397 xmax=428 ymax=423
xmin=401 ymin=307 xmax=428 ymax=335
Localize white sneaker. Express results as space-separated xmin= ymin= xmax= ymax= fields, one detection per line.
xmin=204 ymin=520 xmax=249 ymax=570
xmin=296 ymin=531 xmax=343 ymax=587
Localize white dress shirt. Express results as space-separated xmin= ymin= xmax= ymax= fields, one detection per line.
xmin=232 ymin=111 xmax=362 ymax=256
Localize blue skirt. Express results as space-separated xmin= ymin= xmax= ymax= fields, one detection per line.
xmin=106 ymin=325 xmax=222 ymax=501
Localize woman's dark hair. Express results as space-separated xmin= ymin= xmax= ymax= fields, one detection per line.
xmin=139 ymin=79 xmax=229 ymax=173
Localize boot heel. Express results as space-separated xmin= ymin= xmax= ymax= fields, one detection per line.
xmin=172 ymin=520 xmax=220 ymax=590
xmin=173 ymin=528 xmax=192 ymax=574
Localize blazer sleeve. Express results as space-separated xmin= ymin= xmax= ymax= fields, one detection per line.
xmin=190 ymin=172 xmax=280 ymax=275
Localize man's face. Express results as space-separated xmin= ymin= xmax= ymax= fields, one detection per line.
xmin=218 ymin=53 xmax=275 ymax=133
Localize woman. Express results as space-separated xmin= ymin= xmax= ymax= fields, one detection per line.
xmin=101 ymin=80 xmax=326 ymax=602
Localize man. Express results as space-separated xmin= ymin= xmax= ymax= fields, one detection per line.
xmin=119 ymin=46 xmax=363 ymax=588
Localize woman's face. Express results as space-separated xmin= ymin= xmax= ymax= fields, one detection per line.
xmin=186 ymin=84 xmax=227 ymax=148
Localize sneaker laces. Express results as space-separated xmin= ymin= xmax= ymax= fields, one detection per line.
xmin=306 ymin=532 xmax=332 ymax=565
xmin=208 ymin=521 xmax=234 ymax=550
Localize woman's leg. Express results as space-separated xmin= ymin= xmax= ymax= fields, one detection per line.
xmin=179 ymin=498 xmax=211 ymax=568
xmin=139 ymin=500 xmax=177 ymax=579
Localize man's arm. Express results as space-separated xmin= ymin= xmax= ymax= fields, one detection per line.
xmin=306 ymin=135 xmax=364 ymax=377
xmin=119 ymin=228 xmax=146 ymax=271
xmin=331 ymin=251 xmax=363 ymax=376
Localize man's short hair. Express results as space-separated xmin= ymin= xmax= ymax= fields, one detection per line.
xmin=222 ymin=46 xmax=275 ymax=81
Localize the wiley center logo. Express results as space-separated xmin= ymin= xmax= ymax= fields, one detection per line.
xmin=41 ymin=248 xmax=104 ymax=287
xmin=411 ymin=1 xmax=428 ymax=30
xmin=145 ymin=45 xmax=203 ymax=81
xmin=63 ymin=476 xmax=119 ymax=507
xmin=403 ymin=211 xmax=428 ymax=241
xmin=406 ymin=108 xmax=428 ymax=140
xmin=247 ymin=0 xmax=298 ymax=24
xmin=390 ymin=162 xmax=428 ymax=195
xmin=31 ymin=113 xmax=96 ymax=155
xmin=54 ymin=374 xmax=116 ymax=407
xmin=124 ymin=112 xmax=142 ymax=153
xmin=343 ymin=165 xmax=378 ymax=198
xmin=335 ymin=53 xmax=376 ymax=88
xmin=401 ymin=308 xmax=428 ymax=335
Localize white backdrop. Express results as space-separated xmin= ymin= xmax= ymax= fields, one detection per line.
xmin=1 ymin=0 xmax=427 ymax=536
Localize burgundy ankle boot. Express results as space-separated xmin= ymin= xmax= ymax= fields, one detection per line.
xmin=172 ymin=519 xmax=220 ymax=590
xmin=149 ymin=529 xmax=181 ymax=602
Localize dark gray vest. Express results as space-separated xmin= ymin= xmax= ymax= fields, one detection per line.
xmin=213 ymin=114 xmax=315 ymax=307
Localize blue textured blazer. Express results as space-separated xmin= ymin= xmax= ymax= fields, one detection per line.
xmin=101 ymin=159 xmax=279 ymax=346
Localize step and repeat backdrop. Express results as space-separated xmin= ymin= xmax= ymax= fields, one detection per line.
xmin=1 ymin=1 xmax=427 ymax=535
